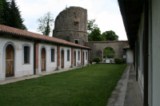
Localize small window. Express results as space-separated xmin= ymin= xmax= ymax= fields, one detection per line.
xmin=78 ymin=51 xmax=80 ymax=60
xmin=24 ymin=46 xmax=30 ymax=64
xmin=51 ymin=48 xmax=55 ymax=62
xmin=67 ymin=49 xmax=70 ymax=61
xmin=74 ymin=21 xmax=79 ymax=25
xmin=75 ymin=40 xmax=79 ymax=44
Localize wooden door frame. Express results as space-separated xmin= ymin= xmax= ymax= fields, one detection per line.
xmin=5 ymin=44 xmax=15 ymax=77
xmin=41 ymin=48 xmax=46 ymax=72
xmin=61 ymin=49 xmax=64 ymax=68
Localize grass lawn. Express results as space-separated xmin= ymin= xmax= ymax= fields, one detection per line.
xmin=0 ymin=64 xmax=126 ymax=106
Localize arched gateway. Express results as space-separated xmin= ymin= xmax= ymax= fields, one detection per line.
xmin=88 ymin=41 xmax=128 ymax=62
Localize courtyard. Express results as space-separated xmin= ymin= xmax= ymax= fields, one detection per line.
xmin=0 ymin=64 xmax=126 ymax=106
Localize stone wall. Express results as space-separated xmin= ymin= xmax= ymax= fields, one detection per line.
xmin=87 ymin=41 xmax=128 ymax=62
xmin=53 ymin=6 xmax=88 ymax=45
xmin=53 ymin=6 xmax=129 ymax=64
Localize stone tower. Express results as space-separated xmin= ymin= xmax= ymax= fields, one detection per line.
xmin=53 ymin=6 xmax=88 ymax=45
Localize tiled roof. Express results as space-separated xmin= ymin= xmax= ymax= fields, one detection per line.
xmin=0 ymin=25 xmax=90 ymax=49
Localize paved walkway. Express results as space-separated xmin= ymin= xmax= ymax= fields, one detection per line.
xmin=124 ymin=65 xmax=143 ymax=106
xmin=0 ymin=67 xmax=79 ymax=85
xmin=107 ymin=64 xmax=143 ymax=106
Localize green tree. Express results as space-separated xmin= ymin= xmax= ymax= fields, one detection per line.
xmin=103 ymin=47 xmax=115 ymax=58
xmin=88 ymin=27 xmax=102 ymax=41
xmin=0 ymin=0 xmax=3 ymax=23
xmin=87 ymin=19 xmax=97 ymax=34
xmin=37 ymin=12 xmax=54 ymax=36
xmin=0 ymin=0 xmax=26 ymax=29
xmin=0 ymin=0 xmax=10 ymax=25
xmin=102 ymin=30 xmax=118 ymax=41
xmin=9 ymin=0 xmax=26 ymax=29
xmin=87 ymin=19 xmax=103 ymax=41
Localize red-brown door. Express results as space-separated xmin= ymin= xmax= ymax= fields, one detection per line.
xmin=74 ymin=51 xmax=76 ymax=66
xmin=6 ymin=45 xmax=14 ymax=77
xmin=61 ymin=50 xmax=64 ymax=68
xmin=41 ymin=48 xmax=46 ymax=71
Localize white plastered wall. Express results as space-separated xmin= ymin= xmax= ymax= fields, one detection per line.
xmin=151 ymin=0 xmax=160 ymax=105
xmin=126 ymin=49 xmax=133 ymax=64
xmin=83 ymin=49 xmax=88 ymax=65
xmin=136 ymin=12 xmax=145 ymax=97
xmin=0 ymin=37 xmax=34 ymax=80
xmin=38 ymin=44 xmax=57 ymax=74
xmin=60 ymin=46 xmax=71 ymax=69
xmin=74 ymin=48 xmax=81 ymax=67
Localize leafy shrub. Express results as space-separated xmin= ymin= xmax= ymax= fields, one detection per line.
xmin=92 ymin=57 xmax=101 ymax=63
xmin=115 ymin=58 xmax=125 ymax=64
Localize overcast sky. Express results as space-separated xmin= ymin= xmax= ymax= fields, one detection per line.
xmin=16 ymin=0 xmax=127 ymax=40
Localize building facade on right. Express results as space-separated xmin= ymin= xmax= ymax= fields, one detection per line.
xmin=118 ymin=0 xmax=160 ymax=106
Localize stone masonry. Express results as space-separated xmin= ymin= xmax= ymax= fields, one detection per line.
xmin=87 ymin=41 xmax=128 ymax=62
xmin=53 ymin=6 xmax=88 ymax=45
xmin=53 ymin=6 xmax=128 ymax=62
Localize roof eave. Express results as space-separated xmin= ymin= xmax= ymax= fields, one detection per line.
xmin=0 ymin=26 xmax=90 ymax=50
xmin=118 ymin=0 xmax=144 ymax=48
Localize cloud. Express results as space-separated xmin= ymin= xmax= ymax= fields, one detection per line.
xmin=16 ymin=0 xmax=127 ymax=40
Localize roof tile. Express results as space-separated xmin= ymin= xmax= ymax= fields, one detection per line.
xmin=0 ymin=25 xmax=89 ymax=49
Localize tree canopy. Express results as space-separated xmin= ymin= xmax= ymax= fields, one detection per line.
xmin=87 ymin=19 xmax=97 ymax=33
xmin=0 ymin=0 xmax=11 ymax=25
xmin=0 ymin=0 xmax=26 ymax=29
xmin=102 ymin=30 xmax=118 ymax=41
xmin=0 ymin=0 xmax=4 ymax=23
xmin=88 ymin=27 xmax=102 ymax=41
xmin=87 ymin=19 xmax=119 ymax=41
xmin=37 ymin=12 xmax=54 ymax=36
xmin=87 ymin=19 xmax=102 ymax=41
xmin=9 ymin=0 xmax=26 ymax=29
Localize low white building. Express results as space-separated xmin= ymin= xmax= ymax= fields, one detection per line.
xmin=0 ymin=25 xmax=90 ymax=81
xmin=0 ymin=37 xmax=34 ymax=80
